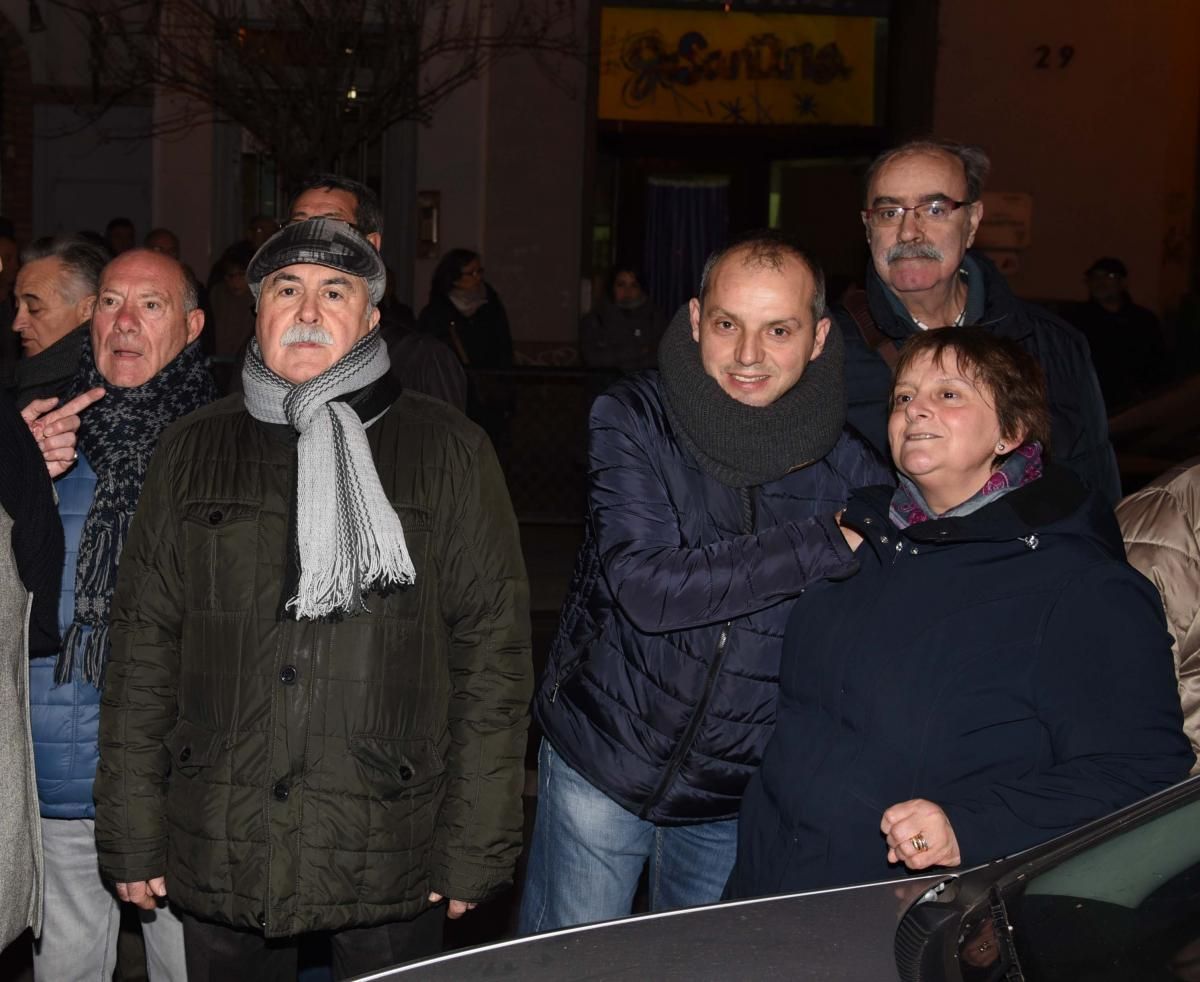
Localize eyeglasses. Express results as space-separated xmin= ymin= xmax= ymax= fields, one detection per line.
xmin=461 ymin=266 xmax=484 ymax=279
xmin=862 ymin=199 xmax=973 ymax=228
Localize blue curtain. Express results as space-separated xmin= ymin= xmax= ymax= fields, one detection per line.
xmin=643 ymin=177 xmax=730 ymax=318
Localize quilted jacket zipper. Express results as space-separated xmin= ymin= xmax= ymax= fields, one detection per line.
xmin=639 ymin=487 xmax=756 ymax=817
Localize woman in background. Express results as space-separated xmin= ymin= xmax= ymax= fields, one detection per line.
xmin=419 ymin=249 xmax=514 ymax=452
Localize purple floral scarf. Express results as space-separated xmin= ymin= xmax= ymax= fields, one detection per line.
xmin=890 ymin=442 xmax=1044 ymax=529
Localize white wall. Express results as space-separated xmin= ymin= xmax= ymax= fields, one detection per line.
xmin=412 ymin=0 xmax=588 ymax=343
xmin=413 ymin=76 xmax=491 ymax=312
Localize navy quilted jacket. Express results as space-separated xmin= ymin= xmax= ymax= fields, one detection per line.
xmin=533 ymin=372 xmax=892 ymax=824
xmin=30 ymin=453 xmax=100 ymax=818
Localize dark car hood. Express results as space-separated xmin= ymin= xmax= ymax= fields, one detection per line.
xmin=359 ymin=874 xmax=947 ymax=981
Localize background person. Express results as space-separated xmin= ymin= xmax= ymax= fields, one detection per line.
xmin=1064 ymin=256 xmax=1169 ymax=410
xmin=728 ymin=327 xmax=1193 ymax=899
xmin=419 ymin=249 xmax=513 ymax=448
xmin=104 ymin=218 xmax=136 ymax=257
xmin=579 ymin=263 xmax=667 ymax=373
xmin=8 ymin=236 xmax=109 ymax=406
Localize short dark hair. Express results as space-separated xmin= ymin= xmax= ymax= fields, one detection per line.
xmin=20 ymin=234 xmax=110 ymax=303
xmin=891 ymin=326 xmax=1052 ymax=459
xmin=697 ymin=229 xmax=827 ymax=325
xmin=291 ymin=173 xmax=384 ymax=237
xmin=864 ymin=139 xmax=991 ymax=206
xmin=105 ymin=216 xmax=135 ymax=235
xmin=430 ymin=248 xmax=481 ymax=300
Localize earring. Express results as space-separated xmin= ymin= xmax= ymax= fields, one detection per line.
xmin=995 ymin=442 xmax=1006 ymax=453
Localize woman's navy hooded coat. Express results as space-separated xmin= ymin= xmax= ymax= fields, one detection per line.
xmin=729 ymin=466 xmax=1194 ymax=897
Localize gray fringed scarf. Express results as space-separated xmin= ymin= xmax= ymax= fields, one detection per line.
xmin=241 ymin=327 xmax=415 ymax=619
xmin=59 ymin=336 xmax=216 ymax=685
xmin=657 ymin=304 xmax=847 ymax=487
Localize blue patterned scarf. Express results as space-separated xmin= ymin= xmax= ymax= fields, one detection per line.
xmin=58 ymin=335 xmax=215 ymax=685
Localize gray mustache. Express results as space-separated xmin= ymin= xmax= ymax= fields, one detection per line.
xmin=886 ymin=242 xmax=944 ymax=264
xmin=280 ymin=325 xmax=334 ymax=346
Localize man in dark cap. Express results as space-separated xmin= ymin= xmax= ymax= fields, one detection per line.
xmin=289 ymin=174 xmax=467 ymax=410
xmin=1065 ymin=256 xmax=1168 ymax=409
xmin=93 ymin=218 xmax=531 ymax=979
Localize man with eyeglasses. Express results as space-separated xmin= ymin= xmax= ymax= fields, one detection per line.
xmin=836 ymin=139 xmax=1120 ymax=504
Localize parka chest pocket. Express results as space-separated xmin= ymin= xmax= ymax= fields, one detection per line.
xmin=181 ymin=501 xmax=260 ymax=612
xmin=376 ymin=505 xmax=431 ymax=622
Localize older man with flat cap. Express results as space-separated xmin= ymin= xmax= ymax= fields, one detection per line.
xmin=93 ymin=219 xmax=532 ymax=979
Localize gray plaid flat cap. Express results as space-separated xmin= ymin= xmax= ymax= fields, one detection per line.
xmin=247 ymin=218 xmax=386 ymax=305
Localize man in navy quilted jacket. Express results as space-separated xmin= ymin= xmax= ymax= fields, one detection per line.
xmin=519 ymin=231 xmax=892 ymax=933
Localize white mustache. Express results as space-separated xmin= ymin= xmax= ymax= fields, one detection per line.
xmin=280 ymin=324 xmax=334 ymax=346
xmin=886 ymin=242 xmax=944 ymax=264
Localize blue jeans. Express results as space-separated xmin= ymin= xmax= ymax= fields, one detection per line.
xmin=518 ymin=740 xmax=737 ymax=934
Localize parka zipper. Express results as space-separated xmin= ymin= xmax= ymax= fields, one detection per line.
xmin=639 ymin=486 xmax=756 ymax=816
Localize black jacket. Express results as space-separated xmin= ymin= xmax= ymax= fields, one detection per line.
xmin=836 ymin=252 xmax=1121 ymax=504
xmin=728 ymin=466 xmax=1193 ymax=898
xmin=0 ymin=391 xmax=62 ymax=658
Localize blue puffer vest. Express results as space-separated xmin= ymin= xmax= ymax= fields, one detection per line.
xmin=533 ymin=372 xmax=893 ymax=825
xmin=30 ymin=454 xmax=100 ymax=818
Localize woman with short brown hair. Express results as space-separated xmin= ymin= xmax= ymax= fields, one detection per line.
xmin=728 ymin=326 xmax=1193 ymax=897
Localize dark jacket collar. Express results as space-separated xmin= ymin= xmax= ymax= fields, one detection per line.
xmin=848 ymin=464 xmax=1122 ymax=556
xmin=865 ymin=249 xmax=1033 ymax=343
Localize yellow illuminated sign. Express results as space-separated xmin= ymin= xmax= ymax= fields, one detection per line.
xmin=598 ymin=8 xmax=878 ymax=126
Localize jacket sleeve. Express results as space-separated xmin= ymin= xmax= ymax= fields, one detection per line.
xmin=429 ymin=431 xmax=532 ymax=903
xmin=942 ymin=566 xmax=1195 ymax=864
xmin=1040 ymin=315 xmax=1122 ymax=506
xmin=835 ymin=308 xmax=895 ymax=462
xmin=1117 ymin=468 xmax=1200 ymax=774
xmin=408 ymin=335 xmax=469 ymax=413
xmin=93 ymin=438 xmax=183 ymax=884
xmin=589 ymin=386 xmax=859 ymax=634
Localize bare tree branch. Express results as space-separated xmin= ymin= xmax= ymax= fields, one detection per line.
xmin=49 ymin=0 xmax=580 ymax=180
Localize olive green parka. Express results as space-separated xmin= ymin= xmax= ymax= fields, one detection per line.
xmin=94 ymin=386 xmax=532 ymax=937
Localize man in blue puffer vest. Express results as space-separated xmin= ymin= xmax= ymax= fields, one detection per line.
xmin=28 ymin=247 xmax=213 ymax=981
xmin=519 ymin=231 xmax=893 ymax=933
